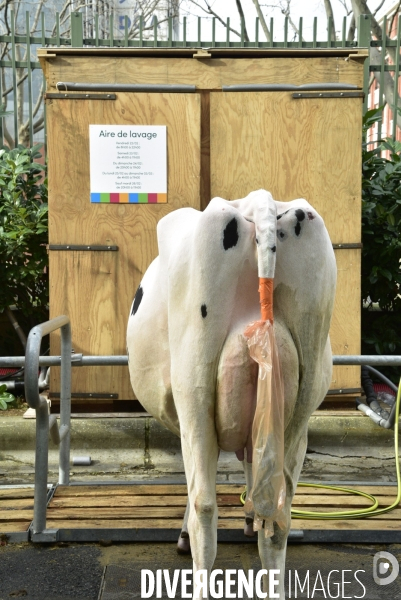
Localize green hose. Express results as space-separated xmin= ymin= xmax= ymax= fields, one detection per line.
xmin=240 ymin=377 xmax=401 ymax=520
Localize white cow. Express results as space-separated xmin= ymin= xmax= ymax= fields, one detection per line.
xmin=127 ymin=190 xmax=336 ymax=599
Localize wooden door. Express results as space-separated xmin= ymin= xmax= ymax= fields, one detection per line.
xmin=210 ymin=91 xmax=362 ymax=394
xmin=47 ymin=92 xmax=201 ymax=407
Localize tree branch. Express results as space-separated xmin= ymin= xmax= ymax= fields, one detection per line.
xmin=186 ymin=0 xmax=244 ymax=39
xmin=251 ymin=0 xmax=271 ymax=42
xmin=323 ymin=0 xmax=336 ymax=41
xmin=235 ymin=0 xmax=249 ymax=41
xmin=347 ymin=13 xmax=356 ymax=41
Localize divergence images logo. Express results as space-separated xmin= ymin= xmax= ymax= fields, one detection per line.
xmin=373 ymin=552 xmax=399 ymax=586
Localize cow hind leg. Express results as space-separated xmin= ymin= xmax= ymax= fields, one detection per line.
xmin=241 ymin=452 xmax=256 ymax=537
xmin=178 ymin=412 xmax=219 ymax=599
xmin=177 ymin=500 xmax=191 ymax=554
xmin=258 ymin=427 xmax=308 ymax=600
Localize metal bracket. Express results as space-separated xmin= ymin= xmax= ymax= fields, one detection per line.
xmin=332 ymin=243 xmax=363 ymax=249
xmin=31 ymin=529 xmax=60 ymax=543
xmin=193 ymin=48 xmax=212 ymax=59
xmin=48 ymin=245 xmax=118 ymax=251
xmin=326 ymin=388 xmax=362 ymax=395
xmin=222 ymin=83 xmax=361 ymax=92
xmin=49 ymin=392 xmax=118 ymax=399
xmin=293 ymin=91 xmax=365 ymax=99
xmin=45 ymin=93 xmax=116 ymax=100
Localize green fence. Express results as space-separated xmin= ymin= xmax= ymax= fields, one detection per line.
xmin=0 ymin=10 xmax=400 ymax=151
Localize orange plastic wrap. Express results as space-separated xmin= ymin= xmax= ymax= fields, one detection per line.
xmin=244 ymin=319 xmax=287 ymax=537
xmin=258 ymin=278 xmax=274 ymax=322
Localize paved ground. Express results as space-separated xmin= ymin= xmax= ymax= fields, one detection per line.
xmin=1 ymin=540 xmax=400 ymax=599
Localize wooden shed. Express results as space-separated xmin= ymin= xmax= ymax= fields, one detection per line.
xmin=38 ymin=46 xmax=367 ymax=412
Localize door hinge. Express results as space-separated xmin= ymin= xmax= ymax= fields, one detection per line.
xmin=327 ymin=388 xmax=362 ymax=395
xmin=45 ymin=92 xmax=116 ymax=100
xmin=332 ymin=243 xmax=363 ymax=249
xmin=293 ymin=91 xmax=364 ymax=99
xmin=50 ymin=392 xmax=119 ymax=399
xmin=48 ymin=245 xmax=119 ymax=251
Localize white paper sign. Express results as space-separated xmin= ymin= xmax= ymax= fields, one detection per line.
xmin=89 ymin=125 xmax=167 ymax=204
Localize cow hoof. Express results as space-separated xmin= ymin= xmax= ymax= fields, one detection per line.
xmin=244 ymin=517 xmax=256 ymax=537
xmin=177 ymin=532 xmax=191 ymax=554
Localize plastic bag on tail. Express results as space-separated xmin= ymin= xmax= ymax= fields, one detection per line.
xmin=243 ymin=319 xmax=287 ymax=537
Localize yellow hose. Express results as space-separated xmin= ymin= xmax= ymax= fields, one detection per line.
xmin=240 ymin=377 xmax=401 ymax=520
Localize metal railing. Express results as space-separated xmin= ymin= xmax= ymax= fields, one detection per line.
xmin=23 ymin=315 xmax=71 ymax=536
xmin=1 ymin=314 xmax=400 ymax=538
xmin=0 ymin=11 xmax=400 ymax=149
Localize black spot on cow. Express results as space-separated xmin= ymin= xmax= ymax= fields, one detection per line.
xmin=307 ymin=211 xmax=315 ymax=220
xmin=256 ymin=238 xmax=259 ymax=245
xmin=295 ymin=222 xmax=301 ymax=237
xmin=271 ymin=245 xmax=276 ymax=253
xmin=201 ymin=304 xmax=207 ymax=318
xmin=131 ymin=285 xmax=143 ymax=315
xmin=223 ymin=218 xmax=239 ymax=250
xmin=278 ymin=230 xmax=286 ymax=240
xmin=277 ymin=210 xmax=289 ymax=221
xmin=295 ymin=209 xmax=305 ymax=222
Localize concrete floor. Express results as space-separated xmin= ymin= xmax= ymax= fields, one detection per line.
xmin=1 ymin=541 xmax=400 ymax=599
xmin=0 ymin=412 xmax=398 ymax=485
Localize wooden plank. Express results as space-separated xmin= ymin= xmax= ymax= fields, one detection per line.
xmin=291 ymin=496 xmax=397 ymax=507
xmin=54 ymin=484 xmax=245 ymax=496
xmin=54 ymin=484 xmax=396 ymax=498
xmin=44 ymin=517 xmax=401 ymax=531
xmin=210 ymin=91 xmax=362 ymax=392
xmin=45 ymin=518 xmax=246 ymax=530
xmin=0 ymin=511 xmax=34 ymax=522
xmin=47 ymin=92 xmax=201 ymax=400
xmin=291 ymin=518 xmax=401 ymax=530
xmin=0 ymin=499 xmax=34 ymax=510
xmin=48 ymin=493 xmax=398 ymax=510
xmin=0 ymin=522 xmax=30 ymax=533
xmin=55 ymin=484 xmax=189 ymax=496
xmin=49 ymin=494 xmax=242 ymax=508
xmin=44 ymin=57 xmax=364 ymax=92
xmin=0 ymin=489 xmax=35 ymax=499
xmin=47 ymin=507 xmax=186 ymax=519
xmin=46 ymin=507 xmax=252 ymax=519
xmin=295 ymin=485 xmax=398 ymax=496
xmin=330 ymin=249 xmax=361 ymax=390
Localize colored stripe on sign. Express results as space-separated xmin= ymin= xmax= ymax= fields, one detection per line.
xmin=91 ymin=193 xmax=167 ymax=204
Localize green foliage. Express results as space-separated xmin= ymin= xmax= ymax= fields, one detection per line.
xmin=0 ymin=384 xmax=15 ymax=410
xmin=0 ymin=144 xmax=48 ymax=317
xmin=361 ymin=108 xmax=401 ymax=362
xmin=362 ymin=108 xmax=401 ymax=311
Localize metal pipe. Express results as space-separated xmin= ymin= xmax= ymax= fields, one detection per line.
xmin=4 ymin=354 xmax=401 ymax=368
xmin=332 ymin=356 xmax=401 ymax=366
xmin=0 ymin=355 xmax=129 ymax=367
xmin=33 ymin=399 xmax=50 ymax=534
xmin=25 ymin=315 xmax=71 ymax=534
xmin=59 ymin=321 xmax=72 ymax=485
xmin=56 ymin=82 xmax=196 ymax=93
